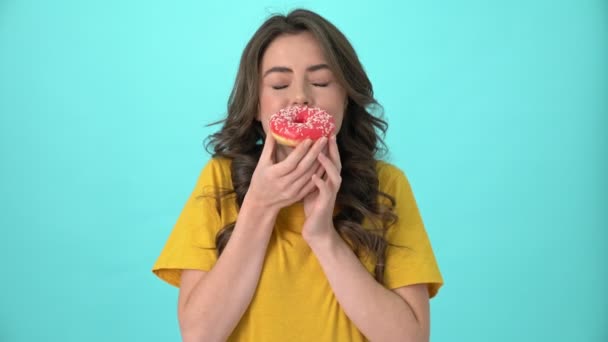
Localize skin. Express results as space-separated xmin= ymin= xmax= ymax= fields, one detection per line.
xmin=177 ymin=32 xmax=431 ymax=342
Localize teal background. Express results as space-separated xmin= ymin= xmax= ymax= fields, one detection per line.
xmin=1 ymin=0 xmax=606 ymax=341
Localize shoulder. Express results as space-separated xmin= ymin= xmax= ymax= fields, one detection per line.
xmin=375 ymin=160 xmax=409 ymax=193
xmin=202 ymin=156 xmax=232 ymax=176
xmin=195 ymin=157 xmax=234 ymax=194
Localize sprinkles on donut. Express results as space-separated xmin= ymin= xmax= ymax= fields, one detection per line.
xmin=268 ymin=105 xmax=336 ymax=146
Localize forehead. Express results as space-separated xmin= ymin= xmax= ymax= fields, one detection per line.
xmin=261 ymin=32 xmax=328 ymax=69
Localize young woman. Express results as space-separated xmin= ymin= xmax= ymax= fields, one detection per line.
xmin=153 ymin=9 xmax=443 ymax=342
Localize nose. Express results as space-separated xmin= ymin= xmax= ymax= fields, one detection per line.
xmin=291 ymin=81 xmax=312 ymax=107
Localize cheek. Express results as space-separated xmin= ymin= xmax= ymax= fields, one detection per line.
xmin=259 ymin=90 xmax=284 ymax=115
xmin=317 ymin=90 xmax=346 ymax=114
xmin=333 ymin=113 xmax=344 ymax=134
xmin=258 ymin=92 xmax=287 ymax=132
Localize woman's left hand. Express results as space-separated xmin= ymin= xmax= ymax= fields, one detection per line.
xmin=302 ymin=135 xmax=342 ymax=243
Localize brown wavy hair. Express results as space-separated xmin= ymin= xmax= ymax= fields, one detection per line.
xmin=204 ymin=9 xmax=397 ymax=284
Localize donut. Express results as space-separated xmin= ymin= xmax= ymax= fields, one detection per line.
xmin=268 ymin=106 xmax=336 ymax=147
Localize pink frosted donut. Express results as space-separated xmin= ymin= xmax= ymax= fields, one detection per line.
xmin=268 ymin=106 xmax=336 ymax=147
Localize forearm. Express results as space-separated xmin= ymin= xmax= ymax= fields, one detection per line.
xmin=180 ymin=198 xmax=278 ymax=342
xmin=306 ymin=230 xmax=424 ymax=342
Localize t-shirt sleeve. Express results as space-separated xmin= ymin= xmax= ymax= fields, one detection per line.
xmin=382 ymin=168 xmax=444 ymax=298
xmin=151 ymin=159 xmax=226 ymax=288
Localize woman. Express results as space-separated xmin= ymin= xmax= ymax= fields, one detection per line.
xmin=153 ymin=8 xmax=443 ymax=342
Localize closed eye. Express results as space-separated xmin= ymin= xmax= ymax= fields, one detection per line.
xmin=272 ymin=82 xmax=330 ymax=90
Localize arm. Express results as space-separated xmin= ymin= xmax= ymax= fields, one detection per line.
xmin=302 ymin=136 xmax=430 ymax=341
xmin=177 ymin=134 xmax=328 ymax=341
xmin=178 ymin=198 xmax=277 ymax=342
xmin=305 ymin=229 xmax=430 ymax=342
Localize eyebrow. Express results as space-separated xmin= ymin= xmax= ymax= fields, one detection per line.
xmin=262 ymin=64 xmax=330 ymax=78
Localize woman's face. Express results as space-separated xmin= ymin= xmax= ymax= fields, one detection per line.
xmin=257 ymin=32 xmax=347 ymax=136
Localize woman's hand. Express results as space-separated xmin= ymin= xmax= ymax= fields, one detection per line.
xmin=302 ymin=135 xmax=342 ymax=242
xmin=245 ymin=133 xmax=327 ymax=215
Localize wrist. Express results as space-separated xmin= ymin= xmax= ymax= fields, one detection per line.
xmin=232 ymin=195 xmax=280 ymax=239
xmin=242 ymin=193 xmax=280 ymax=218
xmin=303 ymin=225 xmax=340 ymax=250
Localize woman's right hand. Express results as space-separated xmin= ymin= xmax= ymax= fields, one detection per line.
xmin=245 ymin=133 xmax=327 ymax=214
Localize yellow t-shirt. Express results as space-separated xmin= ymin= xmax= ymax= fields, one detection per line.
xmin=152 ymin=157 xmax=443 ymax=341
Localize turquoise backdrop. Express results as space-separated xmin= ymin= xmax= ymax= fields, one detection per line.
xmin=1 ymin=0 xmax=606 ymax=341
